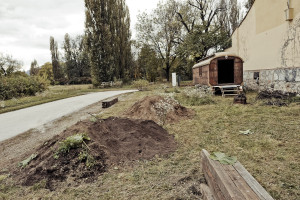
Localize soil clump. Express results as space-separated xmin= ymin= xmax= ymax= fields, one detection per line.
xmin=123 ymin=95 xmax=194 ymax=125
xmin=256 ymin=90 xmax=298 ymax=106
xmin=13 ymin=117 xmax=176 ymax=190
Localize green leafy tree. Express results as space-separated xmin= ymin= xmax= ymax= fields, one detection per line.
xmin=38 ymin=62 xmax=54 ymax=85
xmin=136 ymin=0 xmax=182 ymax=81
xmin=63 ymin=33 xmax=90 ymax=81
xmin=50 ymin=36 xmax=63 ymax=81
xmin=176 ymin=0 xmax=231 ymax=61
xmin=30 ymin=59 xmax=40 ymax=76
xmin=0 ymin=53 xmax=22 ymax=77
xmin=137 ymin=45 xmax=160 ymax=82
xmin=84 ymin=0 xmax=132 ymax=86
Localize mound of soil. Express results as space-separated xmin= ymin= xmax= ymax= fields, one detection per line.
xmin=256 ymin=90 xmax=296 ymax=100
xmin=14 ymin=117 xmax=176 ymax=190
xmin=123 ymin=95 xmax=194 ymax=125
xmin=256 ymin=90 xmax=297 ymax=106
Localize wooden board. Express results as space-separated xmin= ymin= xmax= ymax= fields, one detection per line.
xmin=202 ymin=149 xmax=246 ymax=200
xmin=234 ymin=58 xmax=243 ymax=85
xmin=201 ymin=150 xmax=274 ymax=200
xmin=233 ymin=162 xmax=274 ymax=200
xmin=102 ymin=97 xmax=118 ymax=108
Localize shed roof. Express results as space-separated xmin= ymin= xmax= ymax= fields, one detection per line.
xmin=192 ymin=52 xmax=242 ymax=69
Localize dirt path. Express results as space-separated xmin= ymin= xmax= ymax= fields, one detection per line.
xmin=0 ymin=93 xmax=132 ymax=170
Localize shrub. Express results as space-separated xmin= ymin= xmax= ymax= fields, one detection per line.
xmin=0 ymin=76 xmax=47 ymax=100
xmin=176 ymin=87 xmax=215 ymax=106
xmin=132 ymin=79 xmax=149 ymax=91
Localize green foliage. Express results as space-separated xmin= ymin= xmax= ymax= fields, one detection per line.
xmin=38 ymin=62 xmax=54 ymax=85
xmin=132 ymin=79 xmax=149 ymax=91
xmin=0 ymin=53 xmax=22 ymax=77
xmin=54 ymin=133 xmax=97 ymax=168
xmin=210 ymin=152 xmax=237 ymax=165
xmin=55 ymin=133 xmax=90 ymax=157
xmin=85 ymin=0 xmax=132 ymax=86
xmin=32 ymin=180 xmax=47 ymax=191
xmin=136 ymin=1 xmax=181 ymax=81
xmin=63 ymin=34 xmax=91 ymax=83
xmin=176 ymin=88 xmax=215 ymax=106
xmin=19 ymin=154 xmax=38 ymax=168
xmin=50 ymin=36 xmax=63 ymax=81
xmin=137 ymin=45 xmax=160 ymax=82
xmin=0 ymin=76 xmax=48 ymax=100
xmin=78 ymin=151 xmax=96 ymax=168
xmin=30 ymin=59 xmax=40 ymax=76
xmin=0 ymin=175 xmax=8 ymax=182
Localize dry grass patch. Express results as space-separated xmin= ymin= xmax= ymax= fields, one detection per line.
xmin=0 ymin=86 xmax=299 ymax=200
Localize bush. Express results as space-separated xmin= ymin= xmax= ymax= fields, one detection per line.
xmin=0 ymin=76 xmax=48 ymax=100
xmin=176 ymin=87 xmax=215 ymax=106
xmin=67 ymin=77 xmax=92 ymax=85
xmin=132 ymin=79 xmax=149 ymax=91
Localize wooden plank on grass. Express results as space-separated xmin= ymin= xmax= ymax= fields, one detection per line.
xmin=102 ymin=98 xmax=118 ymax=108
xmin=233 ymin=162 xmax=274 ymax=200
xmin=222 ymin=164 xmax=260 ymax=200
xmin=202 ymin=149 xmax=246 ymax=200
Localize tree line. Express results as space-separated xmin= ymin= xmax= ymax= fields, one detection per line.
xmin=134 ymin=0 xmax=252 ymax=81
xmin=23 ymin=0 xmax=255 ymax=86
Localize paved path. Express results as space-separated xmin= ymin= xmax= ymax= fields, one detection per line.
xmin=0 ymin=90 xmax=137 ymax=142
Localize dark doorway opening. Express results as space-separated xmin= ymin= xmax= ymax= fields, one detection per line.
xmin=218 ymin=59 xmax=234 ymax=84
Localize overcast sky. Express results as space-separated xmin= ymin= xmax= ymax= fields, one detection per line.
xmin=0 ymin=0 xmax=245 ymax=71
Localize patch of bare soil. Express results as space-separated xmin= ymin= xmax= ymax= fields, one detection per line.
xmin=13 ymin=117 xmax=176 ymax=190
xmin=256 ymin=90 xmax=297 ymax=106
xmin=123 ymin=95 xmax=194 ymax=125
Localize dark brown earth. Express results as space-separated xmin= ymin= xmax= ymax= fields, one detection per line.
xmin=13 ymin=117 xmax=177 ymax=190
xmin=256 ymin=90 xmax=298 ymax=106
xmin=123 ymin=95 xmax=194 ymax=125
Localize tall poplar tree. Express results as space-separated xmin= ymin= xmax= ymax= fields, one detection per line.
xmin=50 ymin=36 xmax=62 ymax=81
xmin=84 ymin=0 xmax=132 ymax=86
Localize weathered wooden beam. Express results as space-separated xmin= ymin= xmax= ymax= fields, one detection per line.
xmin=233 ymin=162 xmax=274 ymax=200
xmin=202 ymin=149 xmax=246 ymax=199
xmin=201 ymin=149 xmax=274 ymax=200
xmin=102 ymin=97 xmax=118 ymax=108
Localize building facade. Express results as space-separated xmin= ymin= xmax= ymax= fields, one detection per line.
xmin=225 ymin=0 xmax=300 ymax=93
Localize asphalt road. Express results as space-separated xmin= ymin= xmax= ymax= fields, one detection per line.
xmin=0 ymin=90 xmax=137 ymax=142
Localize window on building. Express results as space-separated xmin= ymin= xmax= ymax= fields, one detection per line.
xmin=254 ymin=72 xmax=260 ymax=80
xmin=199 ymin=67 xmax=202 ymax=77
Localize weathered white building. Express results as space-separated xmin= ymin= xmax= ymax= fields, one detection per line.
xmin=225 ymin=0 xmax=300 ymax=93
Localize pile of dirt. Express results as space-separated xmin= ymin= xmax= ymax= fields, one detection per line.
xmin=256 ymin=90 xmax=297 ymax=106
xmin=123 ymin=95 xmax=194 ymax=125
xmin=256 ymin=90 xmax=296 ymax=100
xmin=13 ymin=117 xmax=176 ymax=190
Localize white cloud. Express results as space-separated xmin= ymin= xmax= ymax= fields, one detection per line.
xmin=0 ymin=0 xmax=85 ymax=70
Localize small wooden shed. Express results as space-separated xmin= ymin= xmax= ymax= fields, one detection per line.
xmin=193 ymin=52 xmax=243 ymax=86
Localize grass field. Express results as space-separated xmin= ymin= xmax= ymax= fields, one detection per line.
xmin=0 ymin=85 xmax=299 ymax=199
xmin=0 ymin=85 xmax=131 ymax=114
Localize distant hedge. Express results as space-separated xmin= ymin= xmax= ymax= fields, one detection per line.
xmin=0 ymin=76 xmax=47 ymax=100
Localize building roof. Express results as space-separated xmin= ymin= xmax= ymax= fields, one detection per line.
xmin=192 ymin=52 xmax=242 ymax=69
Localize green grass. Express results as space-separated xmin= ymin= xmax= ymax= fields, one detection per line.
xmin=1 ymin=86 xmax=299 ymax=199
xmin=0 ymin=84 xmax=132 ymax=114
